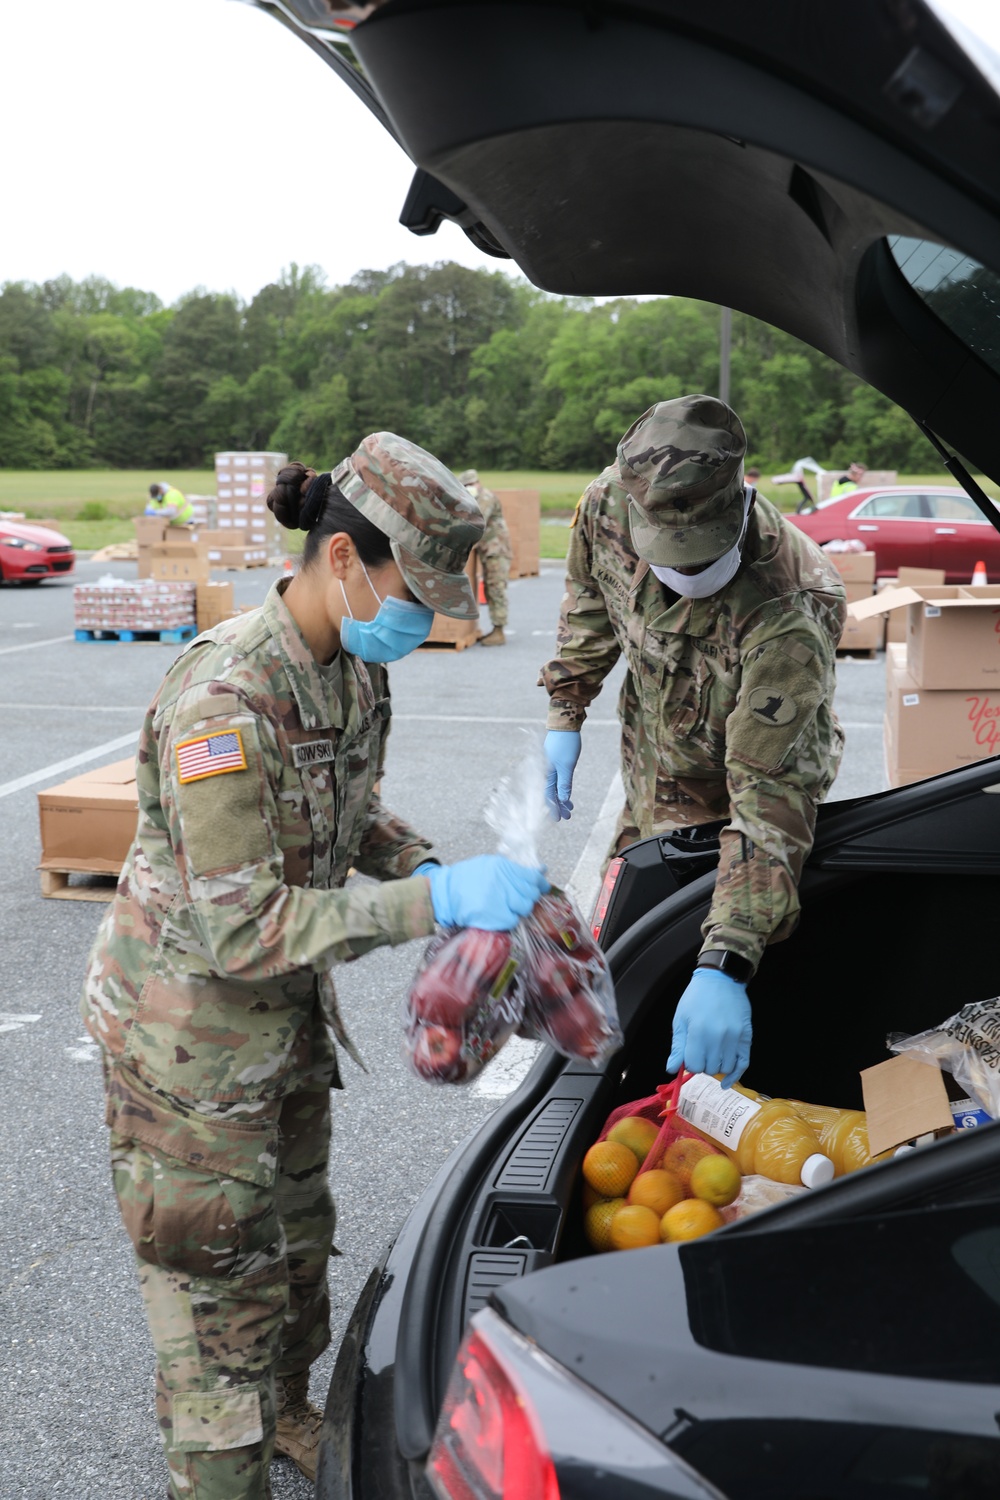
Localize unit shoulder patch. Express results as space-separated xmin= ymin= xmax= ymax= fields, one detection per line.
xmin=175 ymin=728 xmax=248 ymax=784
xmin=746 ymin=687 xmax=798 ymax=727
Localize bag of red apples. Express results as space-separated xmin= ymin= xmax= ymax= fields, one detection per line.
xmin=405 ymin=746 xmax=624 ymax=1085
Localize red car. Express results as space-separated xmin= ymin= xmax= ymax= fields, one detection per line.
xmin=0 ymin=519 xmax=75 ymax=584
xmin=789 ymin=486 xmax=1000 ymax=582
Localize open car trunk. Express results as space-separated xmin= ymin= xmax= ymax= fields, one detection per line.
xmin=319 ymin=757 xmax=1000 ymax=1499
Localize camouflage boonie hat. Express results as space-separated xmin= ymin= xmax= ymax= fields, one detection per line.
xmin=336 ymin=433 xmax=485 ymax=619
xmin=619 ymin=395 xmax=747 ymax=568
xmin=458 ymin=468 xmax=479 ymax=487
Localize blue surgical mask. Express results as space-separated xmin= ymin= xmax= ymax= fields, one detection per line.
xmin=340 ymin=562 xmax=433 ymax=662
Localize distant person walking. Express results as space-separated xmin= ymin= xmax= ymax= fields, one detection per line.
xmin=146 ymin=481 xmax=194 ymax=526
xmin=460 ymin=468 xmax=513 ymax=646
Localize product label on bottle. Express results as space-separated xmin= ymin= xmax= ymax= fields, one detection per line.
xmin=678 ymin=1073 xmax=761 ymax=1147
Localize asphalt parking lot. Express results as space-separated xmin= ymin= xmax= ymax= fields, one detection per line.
xmin=0 ymin=557 xmax=887 ymax=1499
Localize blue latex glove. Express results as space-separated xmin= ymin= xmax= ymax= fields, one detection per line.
xmin=667 ymin=968 xmax=752 ymax=1087
xmin=543 ymin=730 xmax=582 ymax=821
xmin=415 ymin=856 xmax=550 ymax=931
xmin=144 ymin=504 xmax=159 ymax=515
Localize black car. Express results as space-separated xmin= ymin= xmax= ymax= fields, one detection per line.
xmin=247 ymin=4 xmax=1000 ymax=1496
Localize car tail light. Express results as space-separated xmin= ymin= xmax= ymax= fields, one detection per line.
xmin=427 ymin=1323 xmax=559 ymax=1500
xmin=591 ymin=856 xmax=624 ymax=941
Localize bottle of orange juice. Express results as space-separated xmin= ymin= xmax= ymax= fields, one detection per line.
xmin=677 ymin=1074 xmax=834 ymax=1188
xmin=785 ymin=1099 xmax=871 ymax=1176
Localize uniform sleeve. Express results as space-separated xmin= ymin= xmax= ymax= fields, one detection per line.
xmin=478 ymin=491 xmax=513 ymax=561
xmin=159 ymin=695 xmax=436 ymax=982
xmin=701 ymin=615 xmax=845 ymax=971
xmin=539 ymin=481 xmax=622 ymax=731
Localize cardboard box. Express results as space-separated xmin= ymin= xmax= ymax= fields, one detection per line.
xmin=884 ymin=642 xmax=1000 ymax=781
xmin=851 ymin=585 xmax=1000 ymax=688
xmin=149 ymin=540 xmax=210 ymax=583
xmin=827 ymin=549 xmax=877 ymax=585
xmin=196 ymin=581 xmax=235 ymax=632
xmin=196 ymin=528 xmax=246 ymax=549
xmin=494 ymin=488 xmax=541 ymax=579
xmin=877 ymin=569 xmax=947 ymax=645
xmin=133 ymin=517 xmax=168 ymax=548
xmin=837 ymin=578 xmax=882 ymax=651
xmin=38 ymin=758 xmax=139 ymax=874
xmin=861 ymin=1055 xmax=953 ymax=1156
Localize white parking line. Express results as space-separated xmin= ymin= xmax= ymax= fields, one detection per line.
xmin=0 ymin=731 xmax=138 ymax=800
xmin=0 ymin=1013 xmax=42 ymax=1035
xmin=0 ymin=702 xmax=145 ymax=713
xmin=0 ymin=634 xmax=74 ymax=656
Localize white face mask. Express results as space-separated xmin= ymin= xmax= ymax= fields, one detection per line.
xmin=650 ymin=490 xmax=752 ymax=599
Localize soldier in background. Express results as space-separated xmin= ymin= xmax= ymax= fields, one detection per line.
xmin=82 ymin=434 xmax=548 ymax=1499
xmin=459 ymin=468 xmax=513 ymax=646
xmin=539 ymin=395 xmax=845 ymax=1087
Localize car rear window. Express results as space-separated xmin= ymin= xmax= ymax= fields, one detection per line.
xmin=888 ymin=235 xmax=1000 ymax=380
xmin=854 ymin=493 xmax=926 ymax=519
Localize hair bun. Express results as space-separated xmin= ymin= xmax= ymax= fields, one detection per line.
xmin=267 ymin=462 xmax=311 ymax=530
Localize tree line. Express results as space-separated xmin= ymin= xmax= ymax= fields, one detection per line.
xmin=0 ymin=261 xmax=938 ymax=475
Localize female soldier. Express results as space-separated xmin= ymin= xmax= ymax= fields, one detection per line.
xmin=81 ymin=432 xmax=548 ymax=1500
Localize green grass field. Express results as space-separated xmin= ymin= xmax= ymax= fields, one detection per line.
xmin=2 ymin=467 xmax=997 ymax=560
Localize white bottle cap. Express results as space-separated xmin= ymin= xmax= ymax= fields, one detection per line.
xmin=800 ymin=1152 xmax=835 ymax=1188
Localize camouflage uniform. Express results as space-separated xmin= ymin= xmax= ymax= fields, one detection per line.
xmin=460 ymin=469 xmax=512 ymax=629
xmin=83 ymin=433 xmax=483 ymax=1500
xmin=541 ymin=399 xmax=846 ymax=974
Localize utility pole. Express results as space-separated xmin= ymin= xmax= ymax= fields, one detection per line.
xmin=719 ymin=306 xmax=731 ymax=406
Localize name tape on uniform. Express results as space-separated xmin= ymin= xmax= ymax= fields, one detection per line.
xmin=292 ymin=739 xmax=335 ymax=769
xmin=176 ymin=729 xmax=248 ymax=784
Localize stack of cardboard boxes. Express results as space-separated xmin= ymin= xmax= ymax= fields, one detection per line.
xmin=495 ymin=489 xmax=541 ymax=578
xmin=215 ymin=452 xmax=286 ymax=563
xmin=848 ymin=584 xmax=1000 ymax=785
xmin=37 ymin=757 xmax=139 ymax=898
xmin=828 ymin=549 xmax=881 ymax=653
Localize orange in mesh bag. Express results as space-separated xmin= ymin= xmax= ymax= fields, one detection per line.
xmin=583 ymin=1076 xmax=740 ymax=1248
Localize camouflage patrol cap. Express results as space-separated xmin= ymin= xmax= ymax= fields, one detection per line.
xmin=619 ymin=395 xmax=747 ymax=568
xmin=458 ymin=468 xmax=479 ymax=487
xmin=336 ymin=433 xmax=484 ymax=619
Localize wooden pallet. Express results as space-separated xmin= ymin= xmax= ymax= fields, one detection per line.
xmin=418 ymin=634 xmax=478 ymax=652
xmin=39 ymin=867 xmax=119 ymax=902
xmin=75 ymin=624 xmax=197 ymax=644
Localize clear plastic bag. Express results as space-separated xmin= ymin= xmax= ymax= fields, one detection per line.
xmin=403 ymin=740 xmax=622 ymax=1084
xmin=889 ymin=999 xmax=1000 ymax=1119
xmin=405 ymin=926 xmax=523 ymax=1084
xmin=721 ymin=1174 xmax=806 ymax=1223
xmin=486 ymin=742 xmax=622 ymax=1068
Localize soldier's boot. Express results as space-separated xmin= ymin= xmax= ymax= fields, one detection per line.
xmin=479 ymin=626 xmax=506 ymax=646
xmin=274 ymin=1370 xmax=324 ymax=1482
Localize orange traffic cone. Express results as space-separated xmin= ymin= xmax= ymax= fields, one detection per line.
xmin=972 ymin=559 xmax=988 ymax=585
xmin=283 ymin=557 xmax=294 ymax=577
xmin=478 ymin=577 xmax=487 ymax=604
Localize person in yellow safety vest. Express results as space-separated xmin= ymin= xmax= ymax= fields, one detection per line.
xmin=829 ymin=461 xmax=866 ymax=499
xmin=145 ymin=482 xmax=194 ymax=526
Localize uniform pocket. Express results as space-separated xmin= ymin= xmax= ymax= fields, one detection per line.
xmin=112 ymin=1138 xmax=283 ymax=1280
xmin=172 ymin=1387 xmax=264 ymax=1452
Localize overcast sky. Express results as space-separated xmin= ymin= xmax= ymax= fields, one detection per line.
xmin=0 ymin=0 xmax=997 ymax=308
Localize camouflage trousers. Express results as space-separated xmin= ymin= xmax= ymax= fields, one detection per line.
xmin=111 ymin=1086 xmax=335 ymax=1500
xmin=476 ymin=541 xmax=511 ymax=628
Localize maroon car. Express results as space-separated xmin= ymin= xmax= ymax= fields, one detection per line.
xmin=0 ymin=519 xmax=76 ymax=585
xmin=789 ymin=486 xmax=1000 ymax=582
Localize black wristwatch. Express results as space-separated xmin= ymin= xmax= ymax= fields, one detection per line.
xmin=696 ymin=949 xmax=755 ymax=985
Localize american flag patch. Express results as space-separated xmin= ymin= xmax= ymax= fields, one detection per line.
xmin=175 ymin=728 xmax=248 ymax=784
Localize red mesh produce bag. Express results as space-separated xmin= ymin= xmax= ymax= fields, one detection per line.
xmin=405 ymin=925 xmax=523 ymax=1084
xmin=516 ymin=889 xmax=623 ymax=1067
xmin=597 ymin=1078 xmax=725 ymax=1178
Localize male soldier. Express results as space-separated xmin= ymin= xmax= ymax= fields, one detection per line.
xmin=146 ymin=480 xmax=195 ymax=526
xmin=540 ymin=396 xmax=846 ymax=1084
xmin=459 ymin=468 xmax=513 ymax=645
